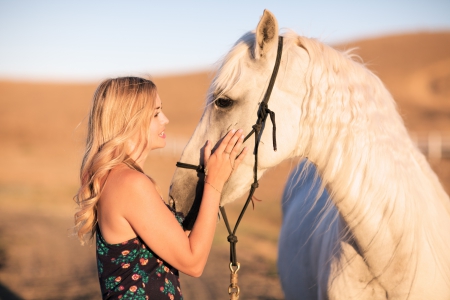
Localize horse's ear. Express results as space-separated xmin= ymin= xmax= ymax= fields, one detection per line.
xmin=254 ymin=9 xmax=279 ymax=59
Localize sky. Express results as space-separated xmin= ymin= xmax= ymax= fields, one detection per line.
xmin=1 ymin=0 xmax=449 ymax=82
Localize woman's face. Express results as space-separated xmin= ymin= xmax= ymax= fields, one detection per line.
xmin=149 ymin=93 xmax=169 ymax=150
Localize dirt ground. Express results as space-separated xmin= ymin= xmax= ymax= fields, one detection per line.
xmin=0 ymin=32 xmax=449 ymax=299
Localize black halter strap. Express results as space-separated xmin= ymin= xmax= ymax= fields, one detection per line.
xmin=175 ymin=161 xmax=205 ymax=173
xmin=176 ymin=36 xmax=284 ymax=267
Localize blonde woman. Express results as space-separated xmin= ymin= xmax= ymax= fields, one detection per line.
xmin=74 ymin=77 xmax=247 ymax=299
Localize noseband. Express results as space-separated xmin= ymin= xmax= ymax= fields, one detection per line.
xmin=175 ymin=36 xmax=283 ymax=295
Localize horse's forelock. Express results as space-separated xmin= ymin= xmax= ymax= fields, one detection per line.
xmin=208 ymin=32 xmax=257 ymax=103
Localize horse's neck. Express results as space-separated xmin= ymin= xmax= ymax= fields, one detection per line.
xmin=290 ymin=58 xmax=450 ymax=294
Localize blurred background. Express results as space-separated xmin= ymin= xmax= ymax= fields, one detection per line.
xmin=1 ymin=1 xmax=449 ymax=299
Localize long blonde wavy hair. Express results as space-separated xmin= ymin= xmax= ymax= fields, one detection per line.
xmin=74 ymin=76 xmax=158 ymax=244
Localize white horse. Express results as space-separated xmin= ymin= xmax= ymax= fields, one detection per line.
xmin=169 ymin=10 xmax=450 ymax=299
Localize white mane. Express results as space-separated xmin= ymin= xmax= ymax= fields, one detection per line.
xmin=298 ymin=32 xmax=449 ymax=267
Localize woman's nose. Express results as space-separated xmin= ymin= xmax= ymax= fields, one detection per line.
xmin=162 ymin=112 xmax=169 ymax=124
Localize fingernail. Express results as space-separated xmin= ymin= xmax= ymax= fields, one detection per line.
xmin=240 ymin=135 xmax=244 ymax=139
xmin=231 ymin=129 xmax=237 ymax=133
xmin=238 ymin=129 xmax=243 ymax=133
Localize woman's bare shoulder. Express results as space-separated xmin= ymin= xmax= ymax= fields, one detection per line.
xmin=97 ymin=165 xmax=159 ymax=243
xmin=103 ymin=164 xmax=158 ymax=200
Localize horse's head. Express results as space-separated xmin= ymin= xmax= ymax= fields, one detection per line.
xmin=169 ymin=10 xmax=310 ymax=228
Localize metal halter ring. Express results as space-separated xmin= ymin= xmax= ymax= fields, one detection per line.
xmin=229 ymin=262 xmax=240 ymax=273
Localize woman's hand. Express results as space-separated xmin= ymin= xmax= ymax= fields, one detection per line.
xmin=203 ymin=129 xmax=248 ymax=192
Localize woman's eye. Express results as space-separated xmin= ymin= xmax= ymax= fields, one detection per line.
xmin=215 ymin=98 xmax=233 ymax=108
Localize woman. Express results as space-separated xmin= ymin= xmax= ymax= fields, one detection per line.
xmin=74 ymin=77 xmax=248 ymax=299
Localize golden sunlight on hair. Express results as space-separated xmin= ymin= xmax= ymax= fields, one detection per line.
xmin=74 ymin=76 xmax=158 ymax=244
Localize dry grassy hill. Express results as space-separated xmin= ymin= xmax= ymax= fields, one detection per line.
xmin=0 ymin=31 xmax=449 ymax=299
xmin=336 ymin=32 xmax=450 ymax=130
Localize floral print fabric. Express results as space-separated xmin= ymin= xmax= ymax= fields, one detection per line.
xmin=96 ymin=205 xmax=184 ymax=300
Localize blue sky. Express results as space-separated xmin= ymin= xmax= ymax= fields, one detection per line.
xmin=1 ymin=0 xmax=449 ymax=82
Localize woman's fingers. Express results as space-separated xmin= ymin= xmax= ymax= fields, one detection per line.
xmin=233 ymin=146 xmax=248 ymax=169
xmin=223 ymin=129 xmax=243 ymax=157
xmin=230 ymin=132 xmax=244 ymax=158
xmin=215 ymin=129 xmax=236 ymax=154
xmin=204 ymin=129 xmax=247 ymax=184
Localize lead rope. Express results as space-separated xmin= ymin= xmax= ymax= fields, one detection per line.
xmin=175 ymin=36 xmax=283 ymax=300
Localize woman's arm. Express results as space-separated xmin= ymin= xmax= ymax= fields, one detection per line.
xmin=121 ymin=129 xmax=247 ymax=277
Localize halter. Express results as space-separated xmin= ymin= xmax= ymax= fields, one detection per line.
xmin=175 ymin=36 xmax=283 ymax=299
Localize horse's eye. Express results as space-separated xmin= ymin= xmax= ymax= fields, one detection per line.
xmin=215 ymin=98 xmax=233 ymax=108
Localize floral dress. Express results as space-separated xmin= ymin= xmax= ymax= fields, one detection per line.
xmin=96 ymin=204 xmax=185 ymax=300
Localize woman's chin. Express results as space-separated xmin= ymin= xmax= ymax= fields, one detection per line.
xmin=151 ymin=142 xmax=166 ymax=151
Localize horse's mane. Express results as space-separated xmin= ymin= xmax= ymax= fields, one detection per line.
xmin=213 ymin=29 xmax=450 ymax=288
xmin=295 ymin=32 xmax=450 ymax=288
